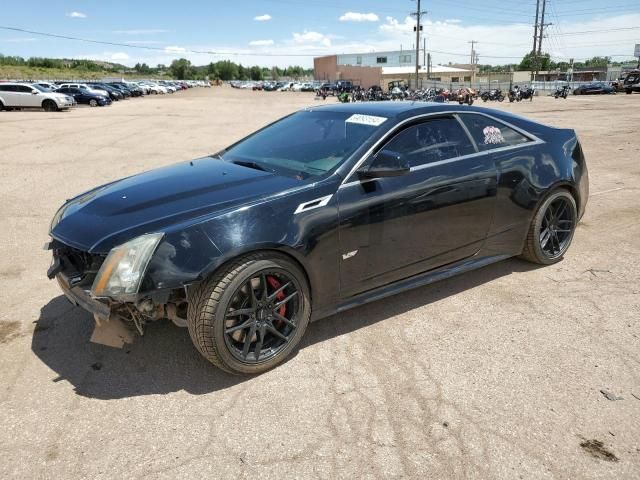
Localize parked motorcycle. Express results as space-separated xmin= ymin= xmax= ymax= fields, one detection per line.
xmin=520 ymin=86 xmax=535 ymax=101
xmin=508 ymin=85 xmax=522 ymax=103
xmin=337 ymin=91 xmax=351 ymax=103
xmin=553 ymin=85 xmax=570 ymax=99
xmin=481 ymin=89 xmax=505 ymax=102
xmin=454 ymin=87 xmax=475 ymax=105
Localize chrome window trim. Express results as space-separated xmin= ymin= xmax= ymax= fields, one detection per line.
xmin=338 ymin=110 xmax=544 ymax=189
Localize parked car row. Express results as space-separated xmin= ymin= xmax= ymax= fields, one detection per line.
xmin=229 ymin=80 xmax=320 ymax=92
xmin=0 ymin=79 xmax=210 ymax=112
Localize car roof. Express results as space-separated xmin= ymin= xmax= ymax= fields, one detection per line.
xmin=305 ymin=101 xmax=543 ymax=130
xmin=306 ymin=101 xmax=494 ymax=118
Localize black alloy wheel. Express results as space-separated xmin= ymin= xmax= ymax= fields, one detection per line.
xmin=538 ymin=197 xmax=575 ymax=259
xmin=187 ymin=252 xmax=311 ymax=374
xmin=520 ymin=190 xmax=577 ymax=265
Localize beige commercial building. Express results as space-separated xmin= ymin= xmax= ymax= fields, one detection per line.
xmin=314 ymin=52 xmax=473 ymax=90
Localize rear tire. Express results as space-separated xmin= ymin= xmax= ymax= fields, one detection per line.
xmin=0 ymin=101 xmax=4 ymax=111
xmin=42 ymin=100 xmax=58 ymax=112
xmin=187 ymin=252 xmax=311 ymax=374
xmin=520 ymin=190 xmax=577 ymax=265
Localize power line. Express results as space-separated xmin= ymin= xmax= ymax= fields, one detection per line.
xmin=0 ymin=25 xmax=323 ymax=57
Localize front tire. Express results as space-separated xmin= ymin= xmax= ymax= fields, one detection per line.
xmin=89 ymin=99 xmax=98 ymax=107
xmin=520 ymin=190 xmax=577 ymax=265
xmin=187 ymin=252 xmax=311 ymax=374
xmin=42 ymin=100 xmax=58 ymax=112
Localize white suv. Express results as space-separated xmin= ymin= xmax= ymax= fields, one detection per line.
xmin=0 ymin=83 xmax=75 ymax=111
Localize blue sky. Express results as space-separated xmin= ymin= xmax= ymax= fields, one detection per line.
xmin=1 ymin=0 xmax=639 ymax=66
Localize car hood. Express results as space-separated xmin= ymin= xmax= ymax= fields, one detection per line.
xmin=51 ymin=157 xmax=302 ymax=253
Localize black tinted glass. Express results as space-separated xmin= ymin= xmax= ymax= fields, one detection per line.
xmin=221 ymin=110 xmax=384 ymax=179
xmin=382 ymin=117 xmax=475 ymax=167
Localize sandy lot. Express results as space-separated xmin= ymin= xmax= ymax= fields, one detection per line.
xmin=0 ymin=87 xmax=639 ymax=479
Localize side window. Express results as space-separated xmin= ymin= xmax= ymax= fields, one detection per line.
xmin=16 ymin=85 xmax=32 ymax=93
xmin=459 ymin=114 xmax=531 ymax=152
xmin=381 ymin=117 xmax=475 ymax=168
xmin=0 ymin=85 xmax=11 ymax=92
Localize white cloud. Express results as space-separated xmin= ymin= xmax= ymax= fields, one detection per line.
xmin=339 ymin=12 xmax=379 ymax=23
xmin=110 ymin=52 xmax=130 ymax=61
xmin=445 ymin=19 xmax=462 ymax=24
xmin=293 ymin=30 xmax=331 ymax=47
xmin=66 ymin=11 xmax=87 ymax=18
xmin=164 ymin=46 xmax=186 ymax=54
xmin=249 ymin=39 xmax=275 ymax=46
xmin=3 ymin=37 xmax=37 ymax=43
xmin=379 ymin=16 xmax=415 ymax=35
xmin=112 ymin=29 xmax=169 ymax=35
xmin=58 ymin=13 xmax=640 ymax=69
xmin=254 ymin=14 xmax=272 ymax=21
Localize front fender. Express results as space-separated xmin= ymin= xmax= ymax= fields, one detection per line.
xmin=141 ymin=180 xmax=342 ymax=312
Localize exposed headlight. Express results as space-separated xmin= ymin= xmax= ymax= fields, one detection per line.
xmin=92 ymin=233 xmax=163 ymax=297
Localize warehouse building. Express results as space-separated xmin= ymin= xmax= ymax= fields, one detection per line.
xmin=314 ymin=51 xmax=472 ymax=89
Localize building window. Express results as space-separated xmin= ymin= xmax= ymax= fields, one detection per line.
xmin=376 ymin=56 xmax=387 ymax=64
xmin=451 ymin=77 xmax=459 ymax=82
xmin=399 ymin=54 xmax=412 ymax=63
xmin=356 ymin=56 xmax=362 ymax=65
xmin=464 ymin=76 xmax=471 ymax=82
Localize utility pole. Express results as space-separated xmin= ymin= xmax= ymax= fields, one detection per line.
xmin=531 ymin=0 xmax=540 ymax=81
xmin=423 ymin=38 xmax=426 ymax=68
xmin=536 ymin=0 xmax=552 ymax=81
xmin=468 ymin=40 xmax=478 ymax=82
xmin=410 ymin=0 xmax=427 ymax=89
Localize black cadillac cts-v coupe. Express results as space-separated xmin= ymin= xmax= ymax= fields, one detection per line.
xmin=47 ymin=102 xmax=589 ymax=374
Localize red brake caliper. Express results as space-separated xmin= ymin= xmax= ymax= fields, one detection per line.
xmin=266 ymin=276 xmax=286 ymax=319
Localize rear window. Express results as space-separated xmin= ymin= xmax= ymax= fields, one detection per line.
xmin=459 ymin=114 xmax=532 ymax=152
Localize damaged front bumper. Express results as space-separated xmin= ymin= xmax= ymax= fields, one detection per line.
xmin=55 ymin=272 xmax=112 ymax=321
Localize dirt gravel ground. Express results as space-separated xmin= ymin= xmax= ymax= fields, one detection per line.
xmin=0 ymin=87 xmax=639 ymax=479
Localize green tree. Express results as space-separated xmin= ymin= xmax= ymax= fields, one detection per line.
xmin=237 ymin=64 xmax=247 ymax=80
xmin=249 ymin=65 xmax=263 ymax=81
xmin=519 ymin=51 xmax=552 ymax=71
xmin=215 ymin=60 xmax=238 ymax=80
xmin=583 ymin=56 xmax=611 ymax=67
xmin=169 ymin=58 xmax=193 ymax=79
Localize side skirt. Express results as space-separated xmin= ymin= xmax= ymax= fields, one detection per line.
xmin=310 ymin=253 xmax=512 ymax=321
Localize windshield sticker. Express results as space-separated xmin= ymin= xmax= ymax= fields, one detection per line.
xmin=483 ymin=126 xmax=505 ymax=144
xmin=346 ymin=114 xmax=387 ymax=127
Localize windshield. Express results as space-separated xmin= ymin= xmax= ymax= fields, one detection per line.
xmin=218 ymin=110 xmax=385 ymax=180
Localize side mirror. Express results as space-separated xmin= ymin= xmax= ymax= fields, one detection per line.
xmin=32 ymin=90 xmax=39 ymax=95
xmin=360 ymin=150 xmax=410 ymax=178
